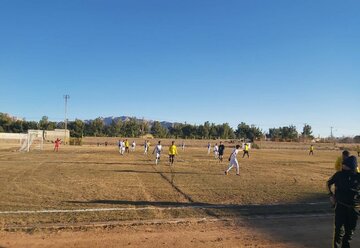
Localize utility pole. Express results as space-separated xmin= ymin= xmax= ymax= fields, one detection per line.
xmin=63 ymin=94 xmax=70 ymax=144
xmin=330 ymin=127 xmax=336 ymax=139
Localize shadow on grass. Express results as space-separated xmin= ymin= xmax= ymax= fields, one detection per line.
xmin=110 ymin=170 xmax=221 ymax=176
xmin=65 ymin=194 xmax=352 ymax=248
xmin=51 ymin=160 xmax=154 ymax=166
xmin=65 ymin=193 xmax=331 ymax=216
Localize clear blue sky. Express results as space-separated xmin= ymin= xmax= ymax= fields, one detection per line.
xmin=1 ymin=0 xmax=359 ymax=137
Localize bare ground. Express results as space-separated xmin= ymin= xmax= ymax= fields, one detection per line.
xmin=2 ymin=214 xmax=358 ymax=248
xmin=0 ymin=141 xmax=359 ymax=247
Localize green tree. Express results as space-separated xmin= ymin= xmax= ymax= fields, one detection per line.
xmin=39 ymin=116 xmax=49 ymax=130
xmin=235 ymin=122 xmax=249 ymax=140
xmin=38 ymin=116 xmax=56 ymax=130
xmin=91 ymin=118 xmax=105 ymax=137
xmin=281 ymin=125 xmax=298 ymax=140
xmin=139 ymin=120 xmax=150 ymax=136
xmin=9 ymin=120 xmax=24 ymax=133
xmin=151 ymin=121 xmax=168 ymax=138
xmin=23 ymin=120 xmax=38 ymax=131
xmin=301 ymin=124 xmax=314 ymax=139
xmin=169 ymin=124 xmax=183 ymax=138
xmin=203 ymin=121 xmax=210 ymax=139
xmin=68 ymin=119 xmax=85 ymax=138
xmin=268 ymin=128 xmax=281 ymax=140
xmin=209 ymin=123 xmax=218 ymax=139
xmin=235 ymin=122 xmax=262 ymax=141
xmin=181 ymin=124 xmax=195 ymax=138
xmin=122 ymin=118 xmax=140 ymax=137
xmin=0 ymin=113 xmax=13 ymax=132
xmin=353 ymin=135 xmax=360 ymax=143
xmin=218 ymin=123 xmax=234 ymax=139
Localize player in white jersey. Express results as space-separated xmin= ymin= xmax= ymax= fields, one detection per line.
xmin=119 ymin=140 xmax=125 ymax=155
xmin=207 ymin=142 xmax=211 ymax=154
xmin=152 ymin=141 xmax=162 ymax=165
xmin=118 ymin=140 xmax=122 ymax=154
xmin=131 ymin=141 xmax=136 ymax=151
xmin=144 ymin=140 xmax=148 ymax=155
xmin=181 ymin=141 xmax=185 ymax=151
xmin=225 ymin=145 xmax=241 ymax=175
xmin=213 ymin=143 xmax=219 ymax=159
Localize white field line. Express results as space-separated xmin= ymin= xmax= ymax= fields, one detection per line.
xmin=0 ymin=202 xmax=329 ymax=215
xmin=2 ymin=214 xmax=334 ymax=231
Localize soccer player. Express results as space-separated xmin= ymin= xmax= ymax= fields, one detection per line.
xmin=54 ymin=138 xmax=61 ymax=152
xmin=327 ymin=156 xmax=360 ymax=248
xmin=309 ymin=144 xmax=314 ymax=155
xmin=124 ymin=139 xmax=130 ymax=153
xmin=242 ymin=143 xmax=250 ymax=158
xmin=218 ymin=141 xmax=225 ymax=162
xmin=152 ymin=141 xmax=162 ymax=165
xmin=120 ymin=140 xmax=125 ymax=155
xmin=335 ymin=150 xmax=359 ymax=173
xmin=118 ymin=139 xmax=121 ymax=153
xmin=207 ymin=142 xmax=211 ymax=154
xmin=169 ymin=141 xmax=178 ymax=166
xmin=213 ymin=143 xmax=219 ymax=159
xmin=356 ymin=145 xmax=360 ymax=157
xmin=335 ymin=150 xmax=350 ymax=172
xmin=131 ymin=140 xmax=136 ymax=151
xmin=181 ymin=141 xmax=185 ymax=151
xmin=144 ymin=140 xmax=148 ymax=155
xmin=225 ymin=145 xmax=241 ymax=175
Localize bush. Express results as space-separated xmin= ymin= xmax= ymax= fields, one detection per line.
xmin=70 ymin=138 xmax=82 ymax=146
xmin=252 ymin=143 xmax=260 ymax=149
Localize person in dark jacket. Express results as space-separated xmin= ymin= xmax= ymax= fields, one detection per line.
xmin=218 ymin=142 xmax=225 ymax=162
xmin=327 ymin=156 xmax=360 ymax=248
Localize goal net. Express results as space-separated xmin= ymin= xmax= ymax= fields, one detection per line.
xmin=19 ymin=130 xmax=44 ymax=152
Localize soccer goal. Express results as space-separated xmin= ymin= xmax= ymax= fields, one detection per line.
xmin=19 ymin=130 xmax=44 ymax=152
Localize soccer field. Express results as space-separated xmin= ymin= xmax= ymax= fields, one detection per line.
xmin=0 ymin=141 xmax=337 ymax=227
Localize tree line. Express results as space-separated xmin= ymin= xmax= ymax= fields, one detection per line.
xmin=3 ymin=112 xmax=355 ymax=142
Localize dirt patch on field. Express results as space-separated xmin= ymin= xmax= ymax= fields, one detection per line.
xmin=1 ymin=142 xmax=359 ymax=247
xmin=1 ymin=215 xmax=359 ymax=248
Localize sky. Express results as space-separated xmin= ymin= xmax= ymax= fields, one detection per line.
xmin=0 ymin=0 xmax=359 ymax=137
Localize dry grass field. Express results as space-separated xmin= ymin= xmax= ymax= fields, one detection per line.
xmin=0 ymin=139 xmax=359 ymax=247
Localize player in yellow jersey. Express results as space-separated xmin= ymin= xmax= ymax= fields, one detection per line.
xmin=335 ymin=150 xmax=350 ymax=171
xmin=168 ymin=141 xmax=178 ymax=166
xmin=309 ymin=144 xmax=314 ymax=155
xmin=124 ymin=139 xmax=130 ymax=154
xmin=242 ymin=143 xmax=250 ymax=158
xmin=335 ymin=150 xmax=360 ymax=173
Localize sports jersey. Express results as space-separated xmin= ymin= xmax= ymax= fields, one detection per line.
xmin=230 ymin=148 xmax=239 ymax=161
xmin=218 ymin=144 xmax=225 ymax=155
xmin=244 ymin=144 xmax=249 ymax=151
xmin=213 ymin=145 xmax=219 ymax=152
xmin=155 ymin=144 xmax=162 ymax=154
xmin=335 ymin=156 xmax=360 ymax=173
xmin=169 ymin=145 xmax=177 ymax=155
xmin=335 ymin=157 xmax=343 ymax=172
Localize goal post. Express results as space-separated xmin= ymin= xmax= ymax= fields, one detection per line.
xmin=19 ymin=130 xmax=44 ymax=152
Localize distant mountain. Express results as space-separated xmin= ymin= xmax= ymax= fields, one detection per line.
xmin=84 ymin=116 xmax=177 ymax=129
